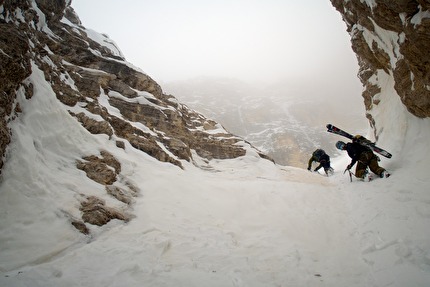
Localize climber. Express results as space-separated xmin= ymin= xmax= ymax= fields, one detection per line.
xmin=336 ymin=137 xmax=389 ymax=181
xmin=307 ymin=149 xmax=333 ymax=176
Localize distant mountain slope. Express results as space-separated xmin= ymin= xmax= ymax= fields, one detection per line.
xmin=164 ymin=77 xmax=367 ymax=167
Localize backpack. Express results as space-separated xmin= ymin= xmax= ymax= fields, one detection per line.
xmin=353 ymin=135 xmax=373 ymax=145
xmin=312 ymin=149 xmax=326 ymax=161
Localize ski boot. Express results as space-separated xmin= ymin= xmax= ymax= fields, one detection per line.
xmin=380 ymin=171 xmax=391 ymax=178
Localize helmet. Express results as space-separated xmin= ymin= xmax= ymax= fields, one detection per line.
xmin=335 ymin=141 xmax=346 ymax=150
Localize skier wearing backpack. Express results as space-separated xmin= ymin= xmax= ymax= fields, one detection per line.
xmin=336 ymin=137 xmax=389 ymax=181
xmin=307 ymin=149 xmax=333 ymax=176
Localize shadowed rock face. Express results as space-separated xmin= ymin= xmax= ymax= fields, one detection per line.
xmin=0 ymin=0 xmax=272 ymax=232
xmin=331 ymin=0 xmax=430 ymax=123
xmin=0 ymin=19 xmax=32 ymax=172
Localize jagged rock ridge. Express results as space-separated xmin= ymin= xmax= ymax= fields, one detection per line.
xmin=331 ymin=0 xmax=430 ymax=137
xmin=0 ymin=0 xmax=271 ymax=233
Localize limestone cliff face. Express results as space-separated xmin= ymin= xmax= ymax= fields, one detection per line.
xmin=0 ymin=0 xmax=270 ymax=172
xmin=0 ymin=0 xmax=271 ymax=232
xmin=331 ymin=0 xmax=430 ymax=136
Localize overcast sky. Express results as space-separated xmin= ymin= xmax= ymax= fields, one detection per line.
xmin=71 ymin=1 xmax=362 ymax=89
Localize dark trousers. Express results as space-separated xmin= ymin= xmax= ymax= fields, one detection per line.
xmin=355 ymin=151 xmax=385 ymax=178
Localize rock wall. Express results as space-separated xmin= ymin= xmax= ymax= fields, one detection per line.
xmin=0 ymin=0 xmax=271 ymax=175
xmin=0 ymin=1 xmax=32 ymax=172
xmin=331 ymin=0 xmax=430 ymax=135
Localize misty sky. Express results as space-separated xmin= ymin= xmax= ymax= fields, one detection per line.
xmin=71 ymin=1 xmax=362 ymax=89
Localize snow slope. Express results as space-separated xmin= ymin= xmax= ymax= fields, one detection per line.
xmin=0 ymin=59 xmax=430 ymax=287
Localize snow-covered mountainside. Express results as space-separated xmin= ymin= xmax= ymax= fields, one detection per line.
xmin=0 ymin=1 xmax=430 ymax=286
xmin=0 ymin=0 xmax=272 ymax=232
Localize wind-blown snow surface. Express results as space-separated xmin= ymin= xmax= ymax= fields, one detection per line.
xmin=1 ymin=60 xmax=430 ymax=287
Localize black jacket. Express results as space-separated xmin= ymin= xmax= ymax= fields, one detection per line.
xmin=308 ymin=152 xmax=330 ymax=171
xmin=345 ymin=142 xmax=372 ymax=167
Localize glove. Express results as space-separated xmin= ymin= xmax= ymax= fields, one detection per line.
xmin=346 ymin=164 xmax=352 ymax=170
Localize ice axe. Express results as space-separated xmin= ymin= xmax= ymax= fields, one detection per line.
xmin=344 ymin=167 xmax=353 ymax=182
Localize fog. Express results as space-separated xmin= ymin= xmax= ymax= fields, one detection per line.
xmin=71 ymin=0 xmax=368 ymax=166
xmin=72 ymin=1 xmax=361 ymax=87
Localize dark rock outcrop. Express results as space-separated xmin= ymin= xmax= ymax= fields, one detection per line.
xmin=76 ymin=151 xmax=121 ymax=185
xmin=0 ymin=21 xmax=32 ymax=172
xmin=331 ymin=0 xmax=430 ymax=126
xmin=80 ymin=196 xmax=130 ymax=226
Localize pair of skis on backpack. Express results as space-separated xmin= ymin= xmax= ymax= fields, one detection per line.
xmin=326 ymin=124 xmax=392 ymax=159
